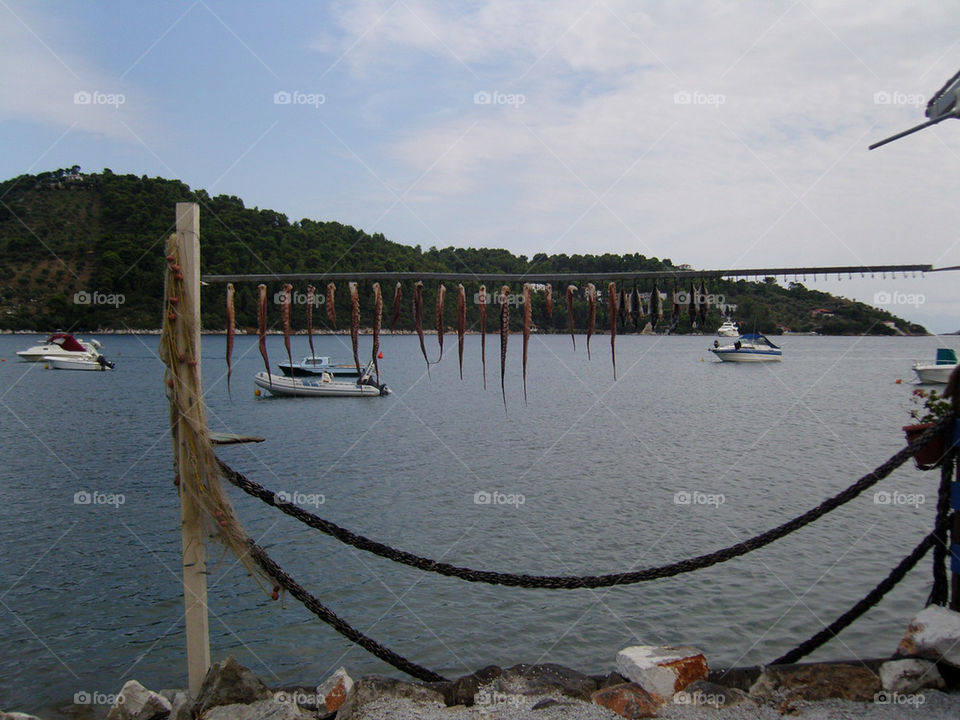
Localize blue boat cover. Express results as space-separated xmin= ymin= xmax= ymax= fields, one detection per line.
xmin=740 ymin=333 xmax=780 ymax=348
xmin=935 ymin=348 xmax=958 ymax=365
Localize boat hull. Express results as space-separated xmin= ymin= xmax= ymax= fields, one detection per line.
xmin=254 ymin=372 xmax=384 ymax=397
xmin=710 ymin=349 xmax=782 ymax=362
xmin=913 ymin=364 xmax=956 ymax=384
xmin=45 ymin=356 xmax=112 ymax=371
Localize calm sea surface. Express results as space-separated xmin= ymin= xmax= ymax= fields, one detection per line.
xmin=0 ymin=332 xmax=957 ymax=714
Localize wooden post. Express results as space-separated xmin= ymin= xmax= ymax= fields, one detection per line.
xmin=168 ymin=202 xmax=211 ymax=694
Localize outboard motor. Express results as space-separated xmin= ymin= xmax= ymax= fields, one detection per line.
xmin=97 ymin=355 xmax=115 ymax=370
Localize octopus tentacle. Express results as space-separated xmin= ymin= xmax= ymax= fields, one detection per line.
xmin=608 ymin=282 xmax=617 ymax=380
xmin=226 ymin=283 xmax=235 ymax=397
xmin=349 ymin=281 xmax=360 ymax=376
xmin=414 ymin=281 xmax=429 ymax=372
xmin=565 ymin=285 xmax=577 ymax=350
xmin=586 ymin=283 xmax=596 ymax=360
xmin=306 ymin=285 xmax=316 ymax=364
xmin=435 ymin=283 xmax=446 ymax=363
xmin=478 ymin=285 xmax=487 ymax=390
xmin=456 ymin=283 xmax=466 ymax=380
xmin=326 ymin=282 xmax=337 ymax=329
xmin=372 ymin=282 xmax=382 ymax=383
xmin=257 ymin=284 xmax=271 ymax=387
xmin=390 ymin=282 xmax=403 ymax=332
xmin=522 ymin=283 xmax=531 ymax=404
xmin=281 ymin=283 xmax=293 ymax=372
xmin=500 ymin=285 xmax=510 ymax=410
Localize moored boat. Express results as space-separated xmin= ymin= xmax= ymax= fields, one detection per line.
xmin=717 ymin=320 xmax=740 ymax=337
xmin=710 ymin=333 xmax=782 ymax=362
xmin=912 ymin=348 xmax=958 ymax=384
xmin=17 ymin=333 xmax=102 ymax=362
xmin=255 ymin=361 xmax=389 ymax=397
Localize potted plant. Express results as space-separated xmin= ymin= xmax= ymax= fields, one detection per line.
xmin=904 ymin=388 xmax=954 ymax=470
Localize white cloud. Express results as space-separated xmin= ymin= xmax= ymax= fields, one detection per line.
xmin=0 ymin=3 xmax=146 ymax=141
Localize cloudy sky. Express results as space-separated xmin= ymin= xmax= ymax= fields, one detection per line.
xmin=2 ymin=1 xmax=960 ymax=331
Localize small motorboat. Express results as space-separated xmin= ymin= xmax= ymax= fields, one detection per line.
xmin=710 ymin=333 xmax=782 ymax=362
xmin=717 ymin=320 xmax=740 ymax=337
xmin=17 ymin=333 xmax=102 ymax=362
xmin=278 ymin=355 xmax=360 ymax=377
xmin=45 ymin=355 xmax=115 ymax=371
xmin=255 ymin=361 xmax=389 ymax=397
xmin=912 ymin=348 xmax=958 ymax=384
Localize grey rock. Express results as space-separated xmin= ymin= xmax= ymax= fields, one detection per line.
xmin=335 ymin=675 xmax=445 ymax=720
xmin=879 ymin=658 xmax=945 ymax=693
xmin=434 ymin=665 xmax=502 ymax=706
xmin=750 ymin=663 xmax=880 ymax=702
xmin=484 ymin=663 xmax=597 ymax=701
xmin=202 ymin=699 xmax=311 ymax=720
xmin=674 ymin=679 xmax=752 ymax=708
xmin=193 ymin=656 xmax=272 ymax=715
xmin=897 ymin=605 xmax=960 ymax=668
xmin=167 ymin=692 xmax=193 ymax=720
xmin=1 ymin=713 xmax=46 ymax=720
xmin=106 ymin=680 xmax=171 ymax=720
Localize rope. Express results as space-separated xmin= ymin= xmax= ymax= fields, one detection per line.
xmin=244 ymin=539 xmax=448 ymax=683
xmin=216 ymin=415 xmax=951 ymax=590
xmin=929 ymin=450 xmax=955 ymax=606
xmin=772 ymin=524 xmax=941 ymax=666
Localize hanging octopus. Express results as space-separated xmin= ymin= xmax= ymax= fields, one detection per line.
xmin=435 ymin=283 xmax=446 ymax=363
xmin=349 ymin=281 xmax=360 ymax=375
xmin=306 ymin=285 xmax=316 ymax=363
xmin=225 ymin=283 xmax=235 ymax=397
xmin=500 ymin=285 xmax=510 ymax=410
xmin=608 ymin=282 xmax=618 ymax=380
xmin=478 ymin=284 xmax=487 ymax=390
xmin=413 ymin=280 xmax=429 ymax=371
xmin=565 ymin=285 xmax=577 ymax=350
xmin=522 ymin=283 xmax=531 ymax=404
xmin=372 ymin=282 xmax=382 ymax=383
xmin=585 ymin=283 xmax=597 ymax=359
xmin=456 ymin=283 xmax=466 ymax=380
xmin=390 ymin=281 xmax=403 ymax=332
xmin=257 ymin=283 xmax=270 ymax=386
xmin=326 ymin=282 xmax=337 ymax=329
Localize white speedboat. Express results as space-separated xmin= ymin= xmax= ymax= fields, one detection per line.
xmin=45 ymin=355 xmax=115 ymax=371
xmin=913 ymin=348 xmax=958 ymax=384
xmin=278 ymin=355 xmax=360 ymax=377
xmin=717 ymin=320 xmax=740 ymax=337
xmin=710 ymin=333 xmax=782 ymax=362
xmin=255 ymin=362 xmax=389 ymax=397
xmin=17 ymin=333 xmax=102 ymax=362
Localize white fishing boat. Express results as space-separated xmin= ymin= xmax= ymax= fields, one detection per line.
xmin=717 ymin=320 xmax=740 ymax=337
xmin=45 ymin=355 xmax=115 ymax=371
xmin=278 ymin=355 xmax=360 ymax=377
xmin=710 ymin=333 xmax=782 ymax=362
xmin=912 ymin=348 xmax=958 ymax=384
xmin=17 ymin=333 xmax=102 ymax=362
xmin=255 ymin=361 xmax=389 ymax=397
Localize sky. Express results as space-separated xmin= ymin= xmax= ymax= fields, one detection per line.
xmin=2 ymin=0 xmax=960 ymax=332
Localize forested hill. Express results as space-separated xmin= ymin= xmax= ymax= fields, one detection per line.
xmin=0 ymin=168 xmax=927 ymax=334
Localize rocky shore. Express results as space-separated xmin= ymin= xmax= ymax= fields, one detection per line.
xmin=5 ymin=607 xmax=960 ymax=720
